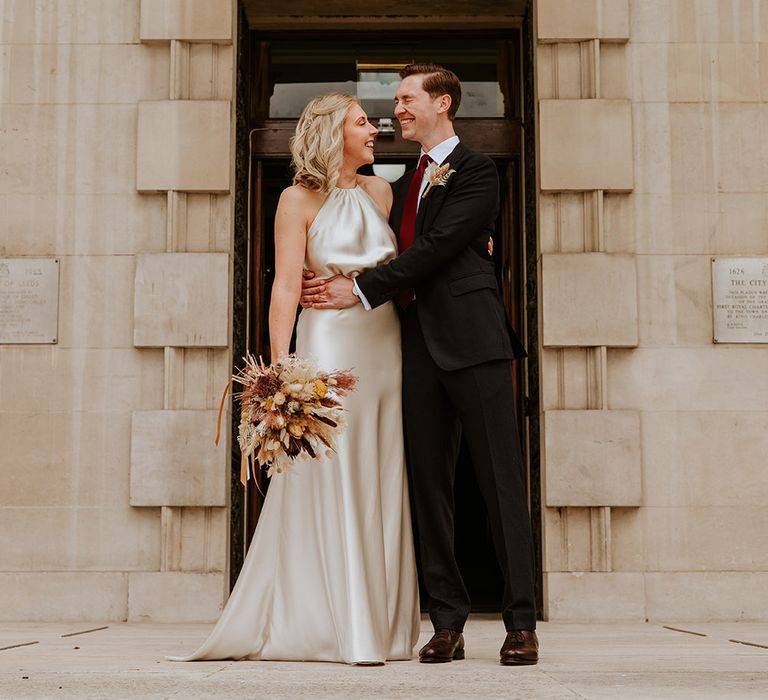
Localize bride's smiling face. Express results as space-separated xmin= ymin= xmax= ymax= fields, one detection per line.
xmin=342 ymin=103 xmax=378 ymax=169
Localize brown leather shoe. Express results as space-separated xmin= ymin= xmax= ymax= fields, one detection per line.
xmin=418 ymin=629 xmax=465 ymax=663
xmin=500 ymin=630 xmax=539 ymax=666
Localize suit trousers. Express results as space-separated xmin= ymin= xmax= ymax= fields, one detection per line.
xmin=400 ymin=303 xmax=537 ymax=632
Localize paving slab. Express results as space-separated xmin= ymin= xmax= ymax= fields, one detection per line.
xmin=1 ymin=616 xmax=767 ymax=699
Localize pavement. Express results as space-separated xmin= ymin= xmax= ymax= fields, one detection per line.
xmin=1 ymin=615 xmax=767 ymax=699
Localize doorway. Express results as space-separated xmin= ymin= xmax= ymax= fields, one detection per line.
xmin=232 ymin=22 xmax=539 ymax=616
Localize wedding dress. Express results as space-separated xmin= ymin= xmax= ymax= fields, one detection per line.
xmin=169 ymin=185 xmax=419 ymax=664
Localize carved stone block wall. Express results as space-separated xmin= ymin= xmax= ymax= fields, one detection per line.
xmin=537 ymin=0 xmax=768 ymax=623
xmin=537 ymin=0 xmax=629 ymax=42
xmin=543 ymin=410 xmax=641 ymax=507
xmin=133 ymin=253 xmax=229 ymax=347
xmin=539 ymin=100 xmax=633 ymax=191
xmin=140 ymin=0 xmax=234 ymax=42
xmin=130 ymin=410 xmax=227 ymax=506
xmin=541 ymin=253 xmax=638 ymax=347
xmin=137 ymin=100 xmax=231 ymax=192
xmin=545 ymin=572 xmax=644 ymax=621
xmin=128 ymin=571 xmax=225 ymax=622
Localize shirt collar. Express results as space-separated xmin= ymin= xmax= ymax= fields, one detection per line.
xmin=421 ymin=135 xmax=460 ymax=166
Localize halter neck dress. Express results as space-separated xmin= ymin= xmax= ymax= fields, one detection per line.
xmin=169 ymin=185 xmax=419 ymax=664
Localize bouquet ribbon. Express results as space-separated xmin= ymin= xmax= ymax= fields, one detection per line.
xmin=215 ymin=380 xmax=248 ymax=486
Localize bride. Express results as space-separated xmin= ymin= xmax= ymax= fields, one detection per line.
xmin=169 ymin=93 xmax=420 ymax=664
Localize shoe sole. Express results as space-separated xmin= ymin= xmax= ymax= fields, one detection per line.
xmin=500 ymin=656 xmax=538 ymax=666
xmin=419 ymin=649 xmax=465 ymax=663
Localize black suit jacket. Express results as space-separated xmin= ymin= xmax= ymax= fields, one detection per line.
xmin=356 ymin=142 xmax=526 ymax=371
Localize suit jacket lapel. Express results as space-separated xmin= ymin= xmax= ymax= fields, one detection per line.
xmin=415 ymin=142 xmax=469 ymax=238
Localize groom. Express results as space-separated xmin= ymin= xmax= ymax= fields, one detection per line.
xmin=302 ymin=64 xmax=538 ymax=665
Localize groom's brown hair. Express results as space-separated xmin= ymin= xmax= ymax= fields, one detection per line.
xmin=400 ymin=63 xmax=462 ymax=120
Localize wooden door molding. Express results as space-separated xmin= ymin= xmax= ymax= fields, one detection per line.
xmin=250 ymin=119 xmax=522 ymax=159
xmin=242 ymin=0 xmax=530 ymax=31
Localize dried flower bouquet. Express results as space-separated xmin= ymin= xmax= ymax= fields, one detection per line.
xmin=217 ymin=354 xmax=358 ymax=482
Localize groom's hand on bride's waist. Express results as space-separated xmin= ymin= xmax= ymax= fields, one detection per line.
xmin=300 ymin=271 xmax=359 ymax=310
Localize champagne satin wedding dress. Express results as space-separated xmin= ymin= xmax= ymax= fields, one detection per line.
xmin=169 ymin=185 xmax=420 ymax=664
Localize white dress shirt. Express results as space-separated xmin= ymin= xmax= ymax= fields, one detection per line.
xmin=354 ymin=135 xmax=461 ymax=310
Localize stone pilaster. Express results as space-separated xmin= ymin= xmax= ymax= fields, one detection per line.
xmin=128 ymin=0 xmax=236 ymax=621
xmin=535 ymin=0 xmax=641 ymax=620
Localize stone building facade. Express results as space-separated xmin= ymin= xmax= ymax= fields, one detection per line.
xmin=1 ymin=0 xmax=766 ymax=622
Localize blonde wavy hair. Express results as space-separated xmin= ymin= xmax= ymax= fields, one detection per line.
xmin=291 ymin=92 xmax=359 ymax=194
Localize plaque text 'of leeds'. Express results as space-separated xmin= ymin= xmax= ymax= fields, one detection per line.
xmin=712 ymin=257 xmax=768 ymax=343
xmin=0 ymin=258 xmax=60 ymax=344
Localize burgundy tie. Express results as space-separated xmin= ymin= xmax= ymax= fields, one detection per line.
xmin=397 ymin=153 xmax=431 ymax=309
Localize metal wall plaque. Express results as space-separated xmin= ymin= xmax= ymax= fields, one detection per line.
xmin=712 ymin=257 xmax=768 ymax=343
xmin=0 ymin=258 xmax=60 ymax=344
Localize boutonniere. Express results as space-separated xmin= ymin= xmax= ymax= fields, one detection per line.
xmin=422 ymin=162 xmax=456 ymax=199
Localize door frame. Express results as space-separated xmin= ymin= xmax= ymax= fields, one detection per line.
xmin=231 ymin=14 xmax=542 ymax=615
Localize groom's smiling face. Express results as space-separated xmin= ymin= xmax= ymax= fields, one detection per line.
xmin=394 ymin=74 xmax=451 ymax=146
